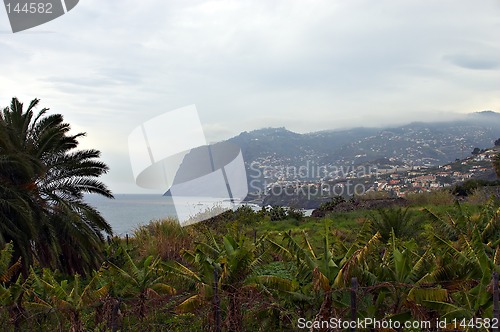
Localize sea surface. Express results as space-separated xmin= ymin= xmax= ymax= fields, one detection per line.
xmin=84 ymin=194 xmax=312 ymax=236
xmin=84 ymin=194 xmax=177 ymax=236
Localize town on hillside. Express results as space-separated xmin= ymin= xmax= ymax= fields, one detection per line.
xmin=246 ymin=146 xmax=500 ymax=207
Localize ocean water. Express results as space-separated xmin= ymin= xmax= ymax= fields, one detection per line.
xmin=84 ymin=194 xmax=177 ymax=236
xmin=84 ymin=194 xmax=311 ymax=236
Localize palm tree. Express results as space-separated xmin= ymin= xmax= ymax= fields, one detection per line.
xmin=0 ymin=97 xmax=113 ymax=275
xmin=370 ymin=207 xmax=419 ymax=242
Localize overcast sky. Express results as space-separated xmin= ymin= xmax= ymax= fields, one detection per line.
xmin=1 ymin=0 xmax=500 ymax=193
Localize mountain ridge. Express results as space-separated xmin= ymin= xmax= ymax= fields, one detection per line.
xmin=231 ymin=110 xmax=500 ymax=138
xmin=223 ymin=111 xmax=499 ymax=192
xmin=164 ymin=111 xmax=499 ymax=200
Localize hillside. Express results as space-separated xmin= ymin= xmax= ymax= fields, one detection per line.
xmin=228 ymin=112 xmax=498 ymax=191
xmin=230 ymin=112 xmax=499 ymax=168
xmin=165 ymin=112 xmax=499 ymax=202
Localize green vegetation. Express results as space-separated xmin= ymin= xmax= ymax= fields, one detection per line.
xmin=1 ymin=98 xmax=500 ymax=331
xmin=494 ymin=153 xmax=500 ymax=178
xmin=0 ymin=195 xmax=497 ymax=331
xmin=406 ymin=189 xmax=455 ymax=206
xmin=369 ymin=207 xmax=417 ymax=242
xmin=452 ymin=179 xmax=500 ymax=197
xmin=318 ymin=195 xmax=346 ymax=211
xmin=0 ymin=98 xmax=113 ymax=276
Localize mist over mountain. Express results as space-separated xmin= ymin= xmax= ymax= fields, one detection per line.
xmin=165 ymin=111 xmax=499 ymax=199
xmin=227 ymin=111 xmax=500 ymax=168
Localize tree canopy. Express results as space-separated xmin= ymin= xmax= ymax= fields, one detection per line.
xmin=0 ymin=97 xmax=113 ymax=275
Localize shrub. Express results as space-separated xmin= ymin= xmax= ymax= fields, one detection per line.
xmin=406 ymin=190 xmax=455 ymax=206
xmin=318 ymin=196 xmax=346 ymax=211
xmin=359 ymin=191 xmax=391 ymax=200
xmin=286 ymin=207 xmax=305 ymax=221
xmin=452 ymin=179 xmax=500 ymax=197
xmin=269 ymin=206 xmax=287 ymax=221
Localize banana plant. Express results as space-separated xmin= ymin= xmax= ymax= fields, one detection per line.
xmin=421 ymin=229 xmax=498 ymax=325
xmin=167 ymin=232 xmax=268 ymax=332
xmin=421 ymin=200 xmax=500 ymax=329
xmin=363 ymin=230 xmax=445 ymax=323
xmin=106 ymin=248 xmax=175 ymax=321
xmin=25 ymin=265 xmax=110 ymax=332
xmin=268 ymin=222 xmax=381 ymax=327
xmin=0 ymin=242 xmax=24 ymax=331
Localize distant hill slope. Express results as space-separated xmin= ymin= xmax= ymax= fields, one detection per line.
xmin=165 ymin=112 xmax=499 ymax=197
xmin=227 ymin=111 xmax=500 ymax=168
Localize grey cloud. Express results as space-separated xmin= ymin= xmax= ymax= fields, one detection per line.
xmin=2 ymin=0 xmax=500 ymax=193
xmin=444 ymin=53 xmax=500 ymax=70
xmin=42 ymin=76 xmax=117 ymax=87
xmin=41 ymin=70 xmax=142 ymax=88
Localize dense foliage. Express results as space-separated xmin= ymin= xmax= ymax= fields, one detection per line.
xmin=494 ymin=153 xmax=500 ymax=178
xmin=1 ymin=98 xmax=499 ymax=331
xmin=0 ymin=196 xmax=497 ymax=331
xmin=0 ymin=98 xmax=113 ymax=276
